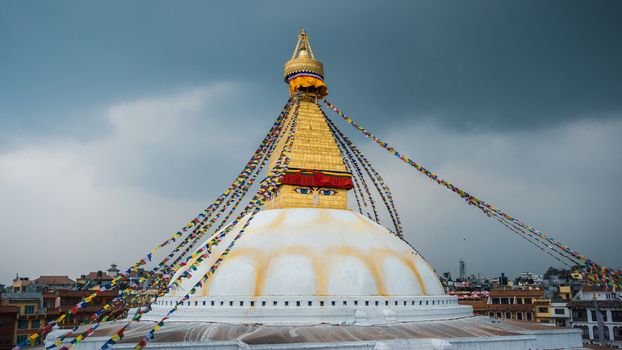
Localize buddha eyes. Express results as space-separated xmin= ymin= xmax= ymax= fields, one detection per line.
xmin=293 ymin=188 xmax=337 ymax=196
xmin=295 ymin=187 xmax=312 ymax=194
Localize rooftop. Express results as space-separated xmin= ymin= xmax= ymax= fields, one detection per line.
xmin=34 ymin=275 xmax=76 ymax=285
xmin=489 ymin=288 xmax=545 ymax=297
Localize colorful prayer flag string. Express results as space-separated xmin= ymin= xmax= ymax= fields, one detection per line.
xmin=322 ymin=97 xmax=621 ymax=289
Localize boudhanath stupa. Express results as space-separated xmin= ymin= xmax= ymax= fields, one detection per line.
xmin=45 ymin=31 xmax=583 ymax=350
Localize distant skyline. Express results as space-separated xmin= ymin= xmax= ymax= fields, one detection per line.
xmin=1 ymin=0 xmax=621 ymax=285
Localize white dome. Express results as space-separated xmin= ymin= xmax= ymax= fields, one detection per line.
xmin=146 ymin=208 xmax=471 ymax=324
xmin=169 ymin=208 xmax=444 ymax=297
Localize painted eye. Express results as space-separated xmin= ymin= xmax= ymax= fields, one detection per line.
xmin=320 ymin=189 xmax=336 ymax=196
xmin=295 ymin=187 xmax=312 ymax=195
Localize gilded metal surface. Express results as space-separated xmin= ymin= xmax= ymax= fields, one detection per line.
xmin=284 ymin=30 xmax=324 ymax=80
xmin=267 ymin=96 xmax=349 ymax=209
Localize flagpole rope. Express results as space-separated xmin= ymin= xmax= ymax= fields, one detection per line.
xmin=323 ymin=108 xmax=403 ymax=237
xmin=125 ymin=92 xmax=303 ymax=350
xmin=322 ymin=97 xmax=620 ymax=289
xmin=30 ymin=99 xmax=297 ymax=350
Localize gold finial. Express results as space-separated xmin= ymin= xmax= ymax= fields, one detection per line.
xmin=291 ymin=29 xmax=315 ymax=60
xmin=284 ymin=30 xmax=324 ymax=81
xmin=284 ymin=30 xmax=327 ymax=96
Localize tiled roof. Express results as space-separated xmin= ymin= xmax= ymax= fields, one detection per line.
xmin=34 ymin=275 xmax=76 ymax=285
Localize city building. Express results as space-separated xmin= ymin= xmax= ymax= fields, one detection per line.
xmin=515 ymin=272 xmax=544 ymax=286
xmin=470 ymin=287 xmax=555 ymax=323
xmin=0 ymin=292 xmax=46 ymax=346
xmin=568 ymin=286 xmax=622 ymax=345
xmin=10 ymin=277 xmax=32 ymax=293
xmin=0 ymin=288 xmax=120 ymax=349
xmin=552 ymin=301 xmax=571 ymax=327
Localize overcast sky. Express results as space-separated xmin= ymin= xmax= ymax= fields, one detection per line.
xmin=1 ymin=1 xmax=621 ymax=285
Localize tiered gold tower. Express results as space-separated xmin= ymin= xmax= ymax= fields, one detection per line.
xmin=265 ymin=31 xmax=353 ymax=210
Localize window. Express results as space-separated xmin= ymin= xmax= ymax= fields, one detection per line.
xmin=554 ymin=308 xmax=565 ymax=315
xmin=284 ymin=301 xmax=289 ymax=306
xmin=591 ymin=310 xmax=607 ymax=322
xmin=343 ymin=301 xmax=347 ymax=306
xmin=331 ymin=301 xmax=336 ymax=306
xmin=517 ymin=313 xmax=523 ymax=320
xmin=501 ymin=298 xmax=509 ymax=305
xmin=261 ymin=301 xmax=266 ymax=307
xmin=505 ymin=312 xmax=512 ymax=319
xmin=489 ymin=312 xmax=494 ymax=318
xmin=31 ymin=320 xmax=40 ymax=329
xmin=17 ymin=320 xmax=28 ymax=329
xmin=524 ymin=298 xmax=532 ymax=304
xmin=526 ymin=312 xmax=533 ymax=321
xmin=211 ymin=301 xmax=215 ymax=306
xmin=612 ymin=311 xmax=622 ymax=322
xmin=592 ymin=326 xmax=599 ymax=340
xmin=394 ymin=301 xmax=398 ymax=306
xmin=538 ymin=307 xmax=549 ymax=313
xmin=492 ymin=298 xmax=500 ymax=304
xmin=496 ymin=312 xmax=502 ymax=318
xmin=24 ymin=305 xmax=34 ymax=315
xmin=517 ymin=298 xmax=523 ymax=304
xmin=296 ymin=301 xmax=300 ymax=307
xmin=375 ymin=301 xmax=379 ymax=306
xmin=320 ymin=301 xmax=324 ymax=306
xmin=273 ymin=301 xmax=277 ymax=306
xmin=16 ymin=335 xmax=27 ymax=344
xmin=239 ymin=301 xmax=244 ymax=306
xmin=229 ymin=301 xmax=233 ymax=306
xmin=354 ymin=301 xmax=358 ymax=306
xmin=365 ymin=301 xmax=369 ymax=306
xmin=195 ymin=301 xmax=198 ymax=306
xmin=307 ymin=301 xmax=312 ymax=306
xmin=250 ymin=301 xmax=255 ymax=307
xmin=572 ymin=308 xmax=587 ymax=321
xmin=614 ymin=326 xmax=622 ymax=341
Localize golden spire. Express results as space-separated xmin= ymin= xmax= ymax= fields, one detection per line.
xmin=265 ymin=30 xmax=352 ymax=210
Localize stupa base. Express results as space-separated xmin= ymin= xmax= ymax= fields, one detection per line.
xmin=46 ymin=316 xmax=583 ymax=350
xmin=143 ymin=295 xmax=471 ymax=325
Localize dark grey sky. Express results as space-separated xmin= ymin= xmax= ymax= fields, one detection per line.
xmin=1 ymin=1 xmax=621 ymax=284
